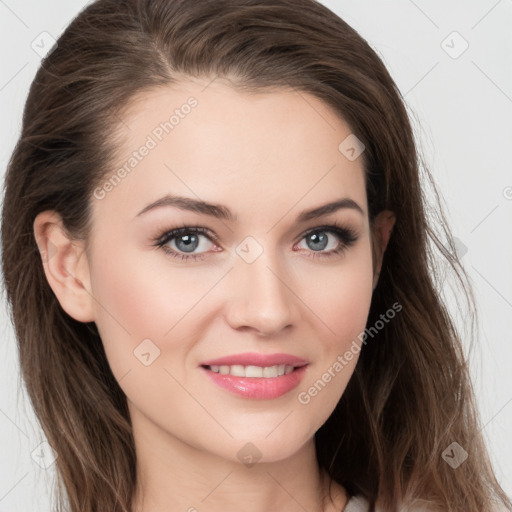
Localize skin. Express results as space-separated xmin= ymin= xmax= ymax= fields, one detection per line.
xmin=34 ymin=78 xmax=396 ymax=512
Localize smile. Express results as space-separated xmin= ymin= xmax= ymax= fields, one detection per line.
xmin=199 ymin=353 xmax=309 ymax=400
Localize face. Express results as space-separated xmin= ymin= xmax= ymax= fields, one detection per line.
xmin=81 ymin=79 xmax=379 ymax=463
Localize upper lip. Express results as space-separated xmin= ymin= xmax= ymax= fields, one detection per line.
xmin=200 ymin=352 xmax=309 ymax=367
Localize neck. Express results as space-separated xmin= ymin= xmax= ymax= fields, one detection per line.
xmin=129 ymin=410 xmax=347 ymax=512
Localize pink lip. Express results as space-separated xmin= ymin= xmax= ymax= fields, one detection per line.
xmin=200 ymin=365 xmax=308 ymax=400
xmin=199 ymin=352 xmax=308 ymax=367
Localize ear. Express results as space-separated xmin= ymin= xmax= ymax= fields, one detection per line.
xmin=371 ymin=210 xmax=396 ymax=291
xmin=33 ymin=210 xmax=95 ymax=322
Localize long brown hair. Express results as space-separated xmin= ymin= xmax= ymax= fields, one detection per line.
xmin=2 ymin=1 xmax=510 ymax=511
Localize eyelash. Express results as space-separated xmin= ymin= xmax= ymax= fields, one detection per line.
xmin=154 ymin=222 xmax=358 ymax=262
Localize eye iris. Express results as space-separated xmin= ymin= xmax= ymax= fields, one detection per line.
xmin=176 ymin=233 xmax=199 ymax=253
xmin=307 ymin=232 xmax=328 ymax=251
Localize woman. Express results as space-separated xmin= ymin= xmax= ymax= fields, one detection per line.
xmin=1 ymin=0 xmax=510 ymax=511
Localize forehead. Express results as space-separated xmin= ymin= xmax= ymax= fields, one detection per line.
xmin=92 ymin=79 xmax=368 ymax=224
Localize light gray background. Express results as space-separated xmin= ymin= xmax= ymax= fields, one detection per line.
xmin=0 ymin=1 xmax=511 ymax=510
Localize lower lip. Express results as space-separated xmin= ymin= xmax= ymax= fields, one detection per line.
xmin=200 ymin=365 xmax=308 ymax=400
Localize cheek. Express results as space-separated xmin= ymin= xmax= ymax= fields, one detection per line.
xmin=294 ymin=246 xmax=374 ymax=411
xmin=303 ymin=245 xmax=374 ymax=347
xmin=315 ymin=275 xmax=373 ymax=338
xmin=87 ymin=241 xmax=224 ymax=375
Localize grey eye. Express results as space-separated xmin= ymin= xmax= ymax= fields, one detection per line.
xmin=305 ymin=231 xmax=330 ymax=251
xmin=174 ymin=233 xmax=200 ymax=253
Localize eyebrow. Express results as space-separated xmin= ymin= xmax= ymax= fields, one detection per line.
xmin=135 ymin=194 xmax=364 ymax=222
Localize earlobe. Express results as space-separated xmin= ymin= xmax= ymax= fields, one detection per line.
xmin=371 ymin=210 xmax=396 ymax=291
xmin=33 ymin=211 xmax=95 ymax=323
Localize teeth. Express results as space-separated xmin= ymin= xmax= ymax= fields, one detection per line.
xmin=208 ymin=364 xmax=296 ymax=377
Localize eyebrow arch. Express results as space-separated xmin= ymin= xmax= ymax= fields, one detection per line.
xmin=135 ymin=194 xmax=364 ymax=222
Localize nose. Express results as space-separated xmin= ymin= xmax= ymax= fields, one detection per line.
xmin=223 ymin=247 xmax=299 ymax=337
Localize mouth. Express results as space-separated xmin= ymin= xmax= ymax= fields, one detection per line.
xmin=199 ymin=360 xmax=309 ymax=400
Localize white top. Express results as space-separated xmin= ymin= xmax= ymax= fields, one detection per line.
xmin=344 ymin=495 xmax=437 ymax=512
xmin=344 ymin=495 xmax=371 ymax=512
xmin=343 ymin=494 xmax=510 ymax=512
